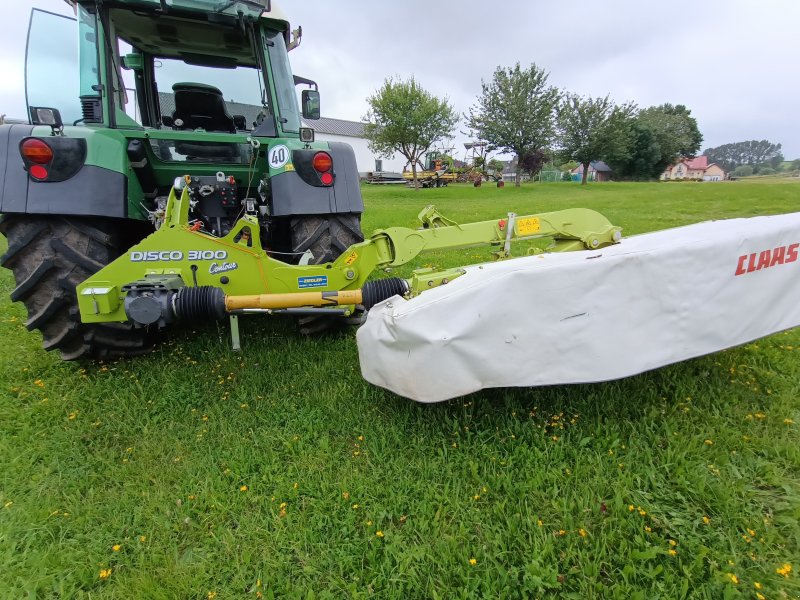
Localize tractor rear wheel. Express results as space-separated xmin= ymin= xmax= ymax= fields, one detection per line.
xmin=289 ymin=213 xmax=364 ymax=335
xmin=0 ymin=215 xmax=155 ymax=360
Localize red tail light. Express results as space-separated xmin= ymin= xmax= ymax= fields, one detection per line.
xmin=312 ymin=152 xmax=332 ymax=173
xmin=21 ymin=138 xmax=53 ymax=165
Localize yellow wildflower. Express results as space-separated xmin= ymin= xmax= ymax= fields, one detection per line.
xmin=207 ymin=593 xmax=217 ymax=600
xmin=342 ymin=491 xmax=350 ymax=500
xmin=726 ymin=573 xmax=739 ymax=585
xmin=3 ymin=501 xmax=12 ymax=509
xmin=240 ymin=485 xmax=248 ymax=492
xmin=638 ymin=509 xmax=647 ymax=517
xmin=703 ymin=516 xmax=711 ymax=524
xmin=754 ymin=582 xmax=762 ymax=589
xmin=139 ymin=535 xmax=146 ymax=542
xmin=644 ymin=526 xmax=652 ymax=533
xmin=669 ymin=539 xmax=677 ymax=547
xmin=375 ymin=530 xmax=384 ymax=538
xmin=469 ymin=558 xmax=477 ymax=565
xmin=112 ymin=544 xmax=121 ymax=552
xmin=747 ymin=529 xmax=756 ymax=537
xmin=358 ymin=435 xmax=364 ymax=441
xmin=628 ymin=505 xmax=635 ymax=512
xmin=784 ymin=418 xmax=794 ymax=425
xmin=99 ymin=568 xmax=112 ymax=580
xmin=776 ymin=563 xmax=792 ymax=578
xmin=352 ymin=503 xmax=359 ymax=509
xmin=473 ymin=495 xmax=480 ymax=501
xmin=578 ymin=528 xmax=587 ymax=537
xmin=668 ymin=549 xmax=677 ymax=556
xmin=34 ymin=379 xmax=45 ymax=388
xmin=756 ymin=593 xmax=765 ymax=600
xmin=557 ymin=529 xmax=566 ymax=536
xmin=704 ymin=439 xmax=714 ymax=445
xmin=537 ymin=519 xmax=543 ymax=527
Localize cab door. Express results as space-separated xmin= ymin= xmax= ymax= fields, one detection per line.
xmin=25 ymin=8 xmax=81 ymax=125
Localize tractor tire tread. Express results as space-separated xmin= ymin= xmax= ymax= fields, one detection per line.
xmin=289 ymin=214 xmax=364 ymax=335
xmin=1 ymin=214 xmax=155 ymax=360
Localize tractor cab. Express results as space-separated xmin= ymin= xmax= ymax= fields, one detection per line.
xmin=32 ymin=0 xmax=309 ymax=136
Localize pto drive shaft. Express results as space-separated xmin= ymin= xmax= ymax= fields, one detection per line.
xmin=125 ymin=279 xmax=410 ymax=326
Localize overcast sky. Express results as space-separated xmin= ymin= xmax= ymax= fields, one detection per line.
xmin=2 ymin=0 xmax=798 ymax=159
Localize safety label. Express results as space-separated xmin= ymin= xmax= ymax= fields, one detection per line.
xmin=517 ymin=217 xmax=541 ymax=235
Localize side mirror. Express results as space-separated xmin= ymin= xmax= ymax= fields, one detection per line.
xmin=29 ymin=106 xmax=63 ymax=128
xmin=121 ymin=53 xmax=144 ymax=71
xmin=301 ymin=90 xmax=320 ymax=120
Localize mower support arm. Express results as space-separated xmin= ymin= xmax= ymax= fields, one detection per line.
xmin=368 ymin=205 xmax=622 ymax=268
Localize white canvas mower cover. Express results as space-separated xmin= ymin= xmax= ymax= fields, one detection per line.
xmin=357 ymin=212 xmax=800 ymax=403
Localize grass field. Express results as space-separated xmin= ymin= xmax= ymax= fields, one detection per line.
xmin=1 ymin=181 xmax=799 ymax=599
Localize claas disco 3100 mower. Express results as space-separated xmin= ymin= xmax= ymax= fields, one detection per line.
xmin=0 ymin=0 xmax=621 ymax=359
xmin=3 ymin=0 xmax=799 ymax=403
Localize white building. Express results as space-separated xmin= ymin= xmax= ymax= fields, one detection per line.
xmin=302 ymin=116 xmax=406 ymax=176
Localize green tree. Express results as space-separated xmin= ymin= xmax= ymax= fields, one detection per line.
xmin=556 ymin=94 xmax=635 ymax=185
xmin=467 ymin=63 xmax=560 ymax=187
xmin=608 ymin=104 xmax=702 ymax=179
xmin=364 ymin=78 xmax=458 ymax=190
xmin=703 ymin=140 xmax=783 ymax=173
xmin=637 ymin=104 xmax=703 ymax=173
xmin=733 ymin=165 xmax=754 ymax=177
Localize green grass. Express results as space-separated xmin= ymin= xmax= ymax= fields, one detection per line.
xmin=1 ymin=181 xmax=799 ymax=599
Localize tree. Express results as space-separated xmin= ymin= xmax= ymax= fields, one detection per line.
xmin=703 ymin=140 xmax=783 ymax=173
xmin=637 ymin=104 xmax=703 ymax=173
xmin=364 ymin=78 xmax=458 ymax=190
xmin=556 ymin=94 xmax=636 ymax=185
xmin=732 ymin=165 xmax=753 ymax=177
xmin=519 ymin=149 xmax=546 ymax=179
xmin=607 ymin=104 xmax=702 ymax=179
xmin=467 ymin=63 xmax=560 ymax=187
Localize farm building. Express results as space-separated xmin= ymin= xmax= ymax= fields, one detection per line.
xmin=570 ymin=161 xmax=613 ymax=182
xmin=661 ymin=156 xmax=726 ymax=181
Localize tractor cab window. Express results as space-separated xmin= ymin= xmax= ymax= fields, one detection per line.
xmin=264 ymin=29 xmax=301 ymax=133
xmin=25 ymin=9 xmax=82 ymax=125
xmin=154 ymin=59 xmax=265 ymax=132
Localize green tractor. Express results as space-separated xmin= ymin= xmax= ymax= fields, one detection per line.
xmin=0 ymin=0 xmax=365 ymax=358
xmin=0 ymin=0 xmax=623 ymax=362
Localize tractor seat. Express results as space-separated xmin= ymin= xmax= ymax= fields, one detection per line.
xmin=171 ymin=83 xmax=235 ymax=133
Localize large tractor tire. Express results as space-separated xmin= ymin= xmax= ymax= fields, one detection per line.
xmin=289 ymin=213 xmax=364 ymax=335
xmin=0 ymin=215 xmax=155 ymax=360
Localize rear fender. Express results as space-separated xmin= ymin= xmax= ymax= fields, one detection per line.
xmin=0 ymin=124 xmax=145 ymax=220
xmin=269 ymin=141 xmax=363 ymax=216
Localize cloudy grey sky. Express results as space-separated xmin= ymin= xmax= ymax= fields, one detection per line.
xmin=2 ymin=1 xmax=798 ymax=159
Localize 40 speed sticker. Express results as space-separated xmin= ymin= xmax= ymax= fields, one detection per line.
xmin=130 ymin=250 xmax=228 ymax=262
xmin=269 ymin=144 xmax=290 ymax=169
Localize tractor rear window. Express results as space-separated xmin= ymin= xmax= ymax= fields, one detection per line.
xmin=155 ymin=59 xmax=266 ymax=132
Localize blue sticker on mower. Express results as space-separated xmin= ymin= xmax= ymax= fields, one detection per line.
xmin=298 ymin=275 xmax=328 ymax=289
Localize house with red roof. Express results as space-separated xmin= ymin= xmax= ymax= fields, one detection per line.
xmin=661 ymin=156 xmax=726 ymax=181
